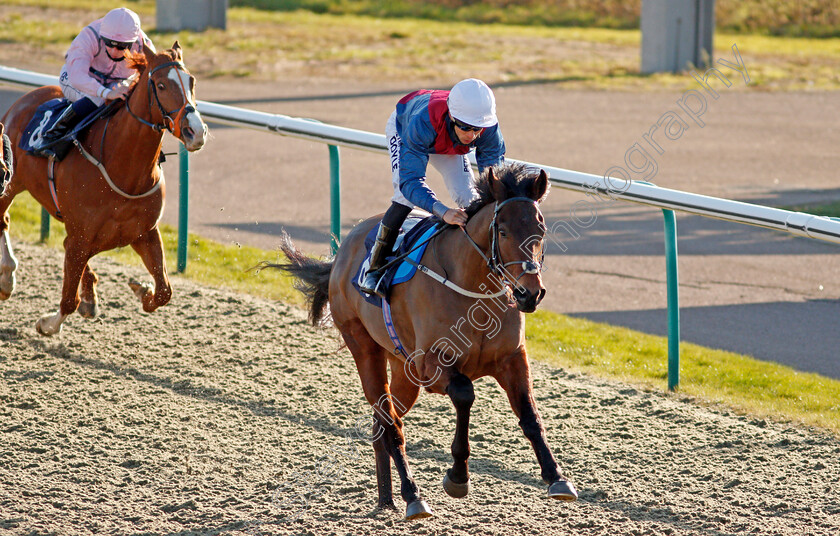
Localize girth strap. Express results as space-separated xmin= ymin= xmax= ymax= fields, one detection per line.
xmin=46 ymin=156 xmax=63 ymax=221
xmin=382 ymin=299 xmax=408 ymax=358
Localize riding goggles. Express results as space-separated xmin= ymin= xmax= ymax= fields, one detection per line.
xmin=451 ymin=117 xmax=483 ymax=132
xmin=102 ymin=38 xmax=133 ymax=50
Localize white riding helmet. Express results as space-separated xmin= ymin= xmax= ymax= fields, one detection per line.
xmin=447 ymin=78 xmax=497 ymax=128
xmin=100 ymin=7 xmax=141 ymax=44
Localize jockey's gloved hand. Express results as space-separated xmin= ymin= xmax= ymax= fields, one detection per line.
xmin=104 ymin=83 xmax=131 ymax=101
xmin=443 ymin=208 xmax=468 ymax=227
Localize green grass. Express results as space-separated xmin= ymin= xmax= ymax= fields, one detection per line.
xmin=4 ymin=1 xmax=840 ymax=90
xmin=8 ymin=192 xmax=301 ymax=306
xmin=781 ymin=200 xmax=840 ymax=219
xmin=8 ymin=194 xmax=840 ymax=435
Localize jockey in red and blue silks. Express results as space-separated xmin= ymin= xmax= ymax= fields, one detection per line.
xmin=394 ymin=89 xmax=506 ymax=215
xmin=361 ymin=78 xmax=506 ymax=297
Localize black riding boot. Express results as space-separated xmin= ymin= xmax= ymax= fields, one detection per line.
xmin=39 ymin=98 xmax=96 ymax=160
xmin=360 ymin=202 xmax=412 ymax=297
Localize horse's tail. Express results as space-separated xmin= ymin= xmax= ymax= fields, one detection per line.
xmin=256 ymin=232 xmax=333 ymax=326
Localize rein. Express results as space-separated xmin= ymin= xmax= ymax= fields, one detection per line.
xmin=383 ymin=197 xmax=545 ymax=300
xmin=126 ymin=60 xmax=194 ymax=137
xmin=373 ymin=223 xmax=507 ymax=300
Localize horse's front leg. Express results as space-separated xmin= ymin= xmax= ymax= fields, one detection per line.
xmin=494 ymin=349 xmax=578 ymax=501
xmin=442 ymin=370 xmax=474 ymax=499
xmin=0 ymin=228 xmax=18 ymax=300
xmin=77 ymin=263 xmax=99 ymax=318
xmin=129 ymin=227 xmax=171 ymax=312
xmin=36 ymin=238 xmax=89 ymax=336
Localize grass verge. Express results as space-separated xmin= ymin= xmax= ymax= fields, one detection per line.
xmin=3 ymin=1 xmax=840 ymax=90
xmin=8 ymin=193 xmax=840 ymax=435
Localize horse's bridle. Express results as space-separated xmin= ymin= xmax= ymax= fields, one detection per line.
xmin=126 ymin=60 xmax=195 ymax=138
xmin=461 ymin=196 xmax=546 ymax=289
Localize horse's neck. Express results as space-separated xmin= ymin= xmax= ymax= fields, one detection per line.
xmin=94 ymin=88 xmax=164 ymax=180
xmin=435 ymin=204 xmax=495 ymax=288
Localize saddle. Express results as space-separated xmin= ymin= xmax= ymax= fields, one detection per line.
xmin=352 ymin=213 xmax=442 ymax=307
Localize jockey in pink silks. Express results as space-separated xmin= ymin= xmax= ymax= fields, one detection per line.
xmin=38 ymin=7 xmax=155 ymax=158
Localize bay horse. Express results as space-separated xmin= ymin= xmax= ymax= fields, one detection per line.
xmin=267 ymin=162 xmax=577 ymax=519
xmin=0 ymin=42 xmax=207 ymax=336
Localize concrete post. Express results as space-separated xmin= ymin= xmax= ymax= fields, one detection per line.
xmin=156 ymin=0 xmax=228 ymax=32
xmin=641 ymin=0 xmax=715 ymax=73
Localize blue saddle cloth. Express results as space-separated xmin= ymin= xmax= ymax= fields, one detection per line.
xmin=19 ymin=99 xmax=112 ymax=155
xmin=19 ymin=99 xmax=69 ymax=154
xmin=351 ymin=214 xmax=442 ymax=307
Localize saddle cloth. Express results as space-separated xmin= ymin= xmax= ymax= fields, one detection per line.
xmin=19 ymin=99 xmax=70 ymax=154
xmin=351 ymin=212 xmax=441 ymax=307
xmin=19 ymin=99 xmax=112 ymax=157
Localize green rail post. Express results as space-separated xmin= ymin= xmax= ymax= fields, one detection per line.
xmin=329 ymin=144 xmax=341 ymax=254
xmin=40 ymin=207 xmax=50 ymax=242
xmin=177 ymin=144 xmax=189 ymax=273
xmin=662 ymin=209 xmax=680 ymax=391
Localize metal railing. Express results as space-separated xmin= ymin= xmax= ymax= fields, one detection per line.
xmin=4 ymin=64 xmax=840 ymax=390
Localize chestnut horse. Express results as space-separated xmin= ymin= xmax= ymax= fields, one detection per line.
xmin=0 ymin=42 xmax=207 ymax=335
xmin=267 ymin=163 xmax=577 ymax=519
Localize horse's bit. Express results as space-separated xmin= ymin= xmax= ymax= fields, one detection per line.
xmin=126 ymin=60 xmax=195 ymax=137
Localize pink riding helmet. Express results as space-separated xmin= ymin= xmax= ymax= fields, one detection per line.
xmin=100 ymin=7 xmax=141 ymax=43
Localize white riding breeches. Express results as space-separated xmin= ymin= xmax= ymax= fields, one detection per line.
xmin=386 ymin=111 xmax=477 ymax=210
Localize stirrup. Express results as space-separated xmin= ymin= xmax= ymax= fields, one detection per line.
xmin=360 ymin=269 xmax=386 ymax=298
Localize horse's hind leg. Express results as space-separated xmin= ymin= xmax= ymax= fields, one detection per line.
xmin=128 ymin=227 xmax=171 ymax=312
xmin=494 ymin=349 xmax=578 ymax=501
xmin=0 ymin=199 xmax=19 ymax=300
xmin=77 ymin=263 xmax=99 ymax=318
xmin=339 ymin=320 xmax=432 ymax=520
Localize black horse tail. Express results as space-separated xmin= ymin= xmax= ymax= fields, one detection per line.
xmin=257 ymin=232 xmax=333 ymax=326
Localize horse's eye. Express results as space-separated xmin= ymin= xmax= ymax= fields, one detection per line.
xmin=499 ymin=229 xmax=508 ymax=238
xmin=157 ymin=82 xmax=166 ymax=91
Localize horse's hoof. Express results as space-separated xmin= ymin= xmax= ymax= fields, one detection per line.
xmin=0 ymin=273 xmax=15 ymax=300
xmin=548 ymin=480 xmax=578 ymax=501
xmin=78 ymin=301 xmax=98 ymax=319
xmin=405 ymin=499 xmax=433 ymax=520
xmin=128 ymin=278 xmax=152 ymax=300
xmin=376 ymin=500 xmax=397 ymax=511
xmin=443 ymin=469 xmax=470 ymax=498
xmin=35 ymin=317 xmax=62 ymax=337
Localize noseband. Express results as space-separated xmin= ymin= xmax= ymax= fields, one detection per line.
xmin=462 ymin=196 xmax=546 ymax=289
xmin=126 ymin=60 xmax=195 ymax=137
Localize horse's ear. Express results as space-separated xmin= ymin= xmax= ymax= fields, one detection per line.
xmin=172 ymin=40 xmax=182 ymax=59
xmin=531 ymin=169 xmax=550 ymax=202
xmin=489 ymin=167 xmax=508 ymax=201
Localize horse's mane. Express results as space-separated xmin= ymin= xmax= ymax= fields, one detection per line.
xmin=126 ymin=51 xmax=148 ymax=73
xmin=464 ymin=161 xmax=546 ymax=217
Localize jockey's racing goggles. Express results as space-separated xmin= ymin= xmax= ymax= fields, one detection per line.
xmin=102 ymin=37 xmax=132 ymax=50
xmin=451 ymin=117 xmax=483 ymax=132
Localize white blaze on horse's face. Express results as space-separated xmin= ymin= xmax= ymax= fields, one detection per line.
xmin=167 ymin=68 xmax=207 ymax=151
